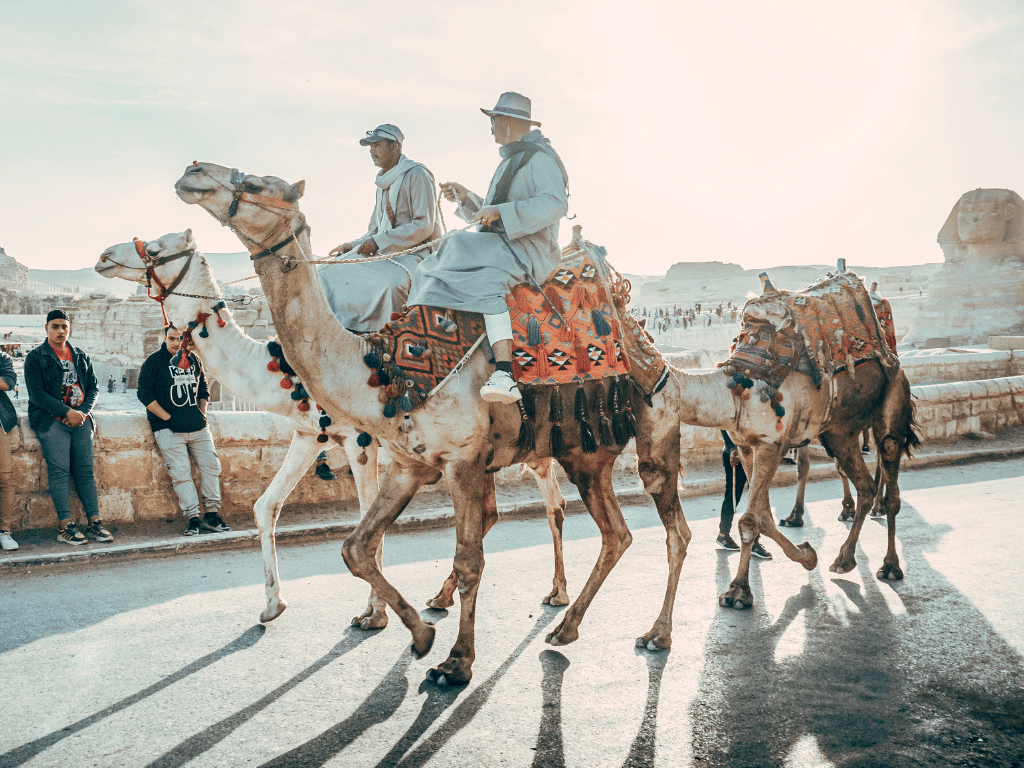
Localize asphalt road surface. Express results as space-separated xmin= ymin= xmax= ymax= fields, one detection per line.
xmin=2 ymin=459 xmax=1023 ymax=767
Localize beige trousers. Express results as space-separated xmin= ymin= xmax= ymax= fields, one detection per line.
xmin=0 ymin=428 xmax=16 ymax=531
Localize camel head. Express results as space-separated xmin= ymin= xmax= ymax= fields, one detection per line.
xmin=95 ymin=229 xmax=198 ymax=288
xmin=174 ymin=162 xmax=306 ymax=256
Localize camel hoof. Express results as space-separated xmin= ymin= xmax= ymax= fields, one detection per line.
xmin=798 ymin=541 xmax=818 ymax=571
xmin=260 ymin=600 xmax=287 ymax=623
xmin=829 ymin=556 xmax=856 ymax=575
xmin=779 ymin=516 xmax=803 ymax=528
xmin=869 ymin=508 xmax=885 ymax=519
xmin=719 ymin=584 xmax=754 ymax=610
xmin=635 ymin=632 xmax=671 ymax=651
xmin=545 ymin=625 xmax=579 ymax=647
xmin=877 ymin=562 xmax=904 ymax=581
xmin=542 ymin=588 xmax=570 ymax=606
xmin=838 ymin=511 xmax=855 ymax=523
xmin=352 ymin=611 xmax=388 ymax=630
xmin=410 ymin=622 xmax=436 ymax=659
xmin=426 ymin=658 xmax=472 ymax=686
xmin=426 ymin=595 xmax=454 ymax=611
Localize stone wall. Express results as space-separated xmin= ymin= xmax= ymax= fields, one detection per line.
xmin=7 ymin=375 xmax=1024 ymax=531
xmin=900 ymin=349 xmax=1024 ymax=385
xmin=6 ymin=411 xmax=356 ymax=531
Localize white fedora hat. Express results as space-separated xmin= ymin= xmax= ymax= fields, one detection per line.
xmin=480 ymin=92 xmax=541 ymax=126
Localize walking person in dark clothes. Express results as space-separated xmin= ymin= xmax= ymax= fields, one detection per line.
xmin=25 ymin=309 xmax=112 ymax=545
xmin=138 ymin=325 xmax=228 ymax=536
xmin=717 ymin=430 xmax=771 ymax=559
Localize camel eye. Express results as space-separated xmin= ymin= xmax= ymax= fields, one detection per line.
xmin=242 ymin=180 xmax=263 ymax=193
xmin=146 ymin=249 xmax=159 ymax=257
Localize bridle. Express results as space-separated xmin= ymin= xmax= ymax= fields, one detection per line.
xmin=194 ymin=163 xmax=309 ymax=271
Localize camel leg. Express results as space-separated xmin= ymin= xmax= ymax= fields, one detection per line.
xmin=780 ymin=445 xmax=810 ymax=527
xmin=836 ymin=459 xmax=857 ymax=522
xmin=342 ymin=461 xmax=441 ymax=657
xmin=255 ymin=431 xmax=324 ymax=623
xmin=821 ymin=432 xmax=878 ymax=575
xmin=528 ymin=459 xmax=571 ymax=606
xmin=546 ymin=454 xmax=632 ymax=648
xmin=868 ymin=457 xmax=886 ymax=518
xmin=426 ymin=473 xmax=500 ymax=610
xmin=425 ymin=459 xmax=488 ymax=686
xmin=635 ymin=417 xmax=689 ymax=650
xmin=872 ymin=371 xmax=917 ymax=580
xmin=720 ymin=442 xmax=818 ymax=610
xmin=335 ymin=434 xmax=389 ymax=629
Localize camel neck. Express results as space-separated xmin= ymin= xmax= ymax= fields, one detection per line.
xmin=671 ymin=367 xmax=740 ymax=430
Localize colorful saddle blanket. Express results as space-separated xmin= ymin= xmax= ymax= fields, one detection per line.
xmin=724 ymin=272 xmax=899 ymax=391
xmin=361 ymin=243 xmax=664 ymax=418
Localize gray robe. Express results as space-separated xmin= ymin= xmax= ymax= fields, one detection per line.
xmin=319 ymin=156 xmax=441 ymax=331
xmin=406 ymin=130 xmax=569 ymax=315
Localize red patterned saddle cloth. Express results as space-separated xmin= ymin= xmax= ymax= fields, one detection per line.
xmin=726 ymin=272 xmax=899 ymax=389
xmin=361 ymin=244 xmax=666 ymax=417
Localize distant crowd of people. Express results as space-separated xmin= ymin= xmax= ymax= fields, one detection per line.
xmin=631 ymin=301 xmax=741 ymax=334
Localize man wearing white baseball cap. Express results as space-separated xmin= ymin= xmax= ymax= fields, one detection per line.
xmin=323 ymin=124 xmax=441 ymax=332
xmin=407 ymin=92 xmax=569 ymax=403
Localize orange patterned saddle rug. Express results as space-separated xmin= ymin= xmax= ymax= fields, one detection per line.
xmin=360 ymin=245 xmax=665 ymax=420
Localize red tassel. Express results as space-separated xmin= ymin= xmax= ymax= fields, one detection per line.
xmin=544 ymin=285 xmax=563 ymax=315
xmin=195 ymin=312 xmax=211 ymax=325
xmin=596 ymin=283 xmax=611 ymax=309
xmin=367 ymin=371 xmax=380 ymax=387
xmin=217 ymin=316 xmax=227 ymax=328
xmin=390 ymin=311 xmax=402 ymax=321
xmin=267 ymin=360 xmax=280 ymax=372
xmin=534 ymin=344 xmax=549 ymax=378
xmin=317 ymin=431 xmax=329 ymax=443
xmin=569 ymin=283 xmax=586 ymax=316
xmin=280 ymin=377 xmax=293 ymax=389
xmin=511 ymin=356 xmax=524 ymax=381
xmin=575 ymin=337 xmax=591 ymax=374
xmin=604 ymin=336 xmax=617 ymax=369
xmin=297 ymin=401 xmax=310 ymax=412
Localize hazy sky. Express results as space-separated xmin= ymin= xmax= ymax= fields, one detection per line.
xmin=2 ymin=0 xmax=1022 ymax=276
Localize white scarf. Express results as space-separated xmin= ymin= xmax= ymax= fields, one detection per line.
xmin=374 ymin=155 xmax=420 ymax=234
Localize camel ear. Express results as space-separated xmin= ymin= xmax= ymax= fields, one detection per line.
xmin=284 ymin=180 xmax=305 ymax=203
xmin=183 ymin=228 xmax=196 ymax=248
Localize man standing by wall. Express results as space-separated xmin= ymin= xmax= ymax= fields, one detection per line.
xmin=25 ymin=309 xmax=112 ymax=545
xmin=138 ymin=325 xmax=228 ymax=537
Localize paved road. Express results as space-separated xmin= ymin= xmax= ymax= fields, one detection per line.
xmin=2 ymin=459 xmax=1023 ymax=767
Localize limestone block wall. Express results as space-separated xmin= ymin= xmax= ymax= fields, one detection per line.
xmin=900 ymin=350 xmax=1024 ymax=385
xmin=911 ymin=376 xmax=1024 ymax=441
xmin=7 ymin=411 xmax=355 ymax=531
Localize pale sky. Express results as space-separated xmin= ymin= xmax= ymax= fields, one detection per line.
xmin=2 ymin=0 xmax=1023 ymax=275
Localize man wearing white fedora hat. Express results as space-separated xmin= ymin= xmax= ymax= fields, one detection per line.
xmin=407 ymin=92 xmax=569 ymax=403
xmin=323 ymin=123 xmax=442 ymax=332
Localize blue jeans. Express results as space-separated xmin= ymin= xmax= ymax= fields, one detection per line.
xmin=36 ymin=419 xmax=100 ymax=523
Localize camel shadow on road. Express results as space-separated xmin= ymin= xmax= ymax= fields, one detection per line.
xmin=689 ymin=501 xmax=1024 ymax=768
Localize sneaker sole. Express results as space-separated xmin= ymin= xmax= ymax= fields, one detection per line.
xmin=57 ymin=537 xmax=87 ymax=545
xmin=200 ymin=523 xmax=229 ymax=533
xmin=751 ymin=551 xmax=773 ymax=560
xmin=480 ymin=389 xmax=522 ymax=404
xmin=86 ymin=534 xmax=114 ymax=542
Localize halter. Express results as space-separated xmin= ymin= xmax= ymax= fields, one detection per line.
xmin=196 ymin=163 xmax=308 ymax=271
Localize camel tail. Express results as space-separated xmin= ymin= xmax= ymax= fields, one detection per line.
xmin=903 ymin=399 xmax=923 ymax=459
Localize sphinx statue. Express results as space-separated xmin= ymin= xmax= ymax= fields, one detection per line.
xmin=904 ymin=188 xmax=1024 ymax=347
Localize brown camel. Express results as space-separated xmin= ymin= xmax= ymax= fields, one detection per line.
xmin=671 ymin=345 xmax=918 ymax=609
xmin=174 ymin=162 xmax=689 ymax=685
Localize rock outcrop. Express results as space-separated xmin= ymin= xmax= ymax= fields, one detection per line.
xmin=905 ymin=188 xmax=1024 ymax=346
xmin=0 ymin=247 xmax=29 ymax=289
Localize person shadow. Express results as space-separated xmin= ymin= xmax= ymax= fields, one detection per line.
xmin=689 ymin=501 xmax=1024 ymax=767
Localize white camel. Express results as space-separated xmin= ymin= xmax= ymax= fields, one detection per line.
xmin=175 ymin=163 xmax=688 ymax=686
xmin=95 ymin=231 xmax=570 ymax=628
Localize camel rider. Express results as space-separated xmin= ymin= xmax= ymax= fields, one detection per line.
xmin=323 ymin=124 xmax=442 ymax=332
xmin=406 ymin=92 xmax=569 ymax=403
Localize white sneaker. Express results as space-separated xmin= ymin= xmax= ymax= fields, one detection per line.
xmin=480 ymin=370 xmax=522 ymax=404
xmin=0 ymin=531 xmax=19 ymax=551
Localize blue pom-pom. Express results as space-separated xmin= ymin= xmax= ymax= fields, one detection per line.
xmin=319 ymin=415 xmax=332 ymax=429
xmin=760 ymin=393 xmax=771 ymax=402
xmin=775 ymin=405 xmax=786 ymax=418
xmin=187 ymin=320 xmax=198 ymax=330
xmin=741 ymin=378 xmax=754 ymax=389
xmin=383 ymin=402 xmax=397 ymax=418
xmin=294 ymin=384 xmax=307 ymax=398
xmin=356 ymin=432 xmax=372 ymax=448
xmin=198 ymin=326 xmax=210 ymax=338
xmin=527 ymin=316 xmax=542 ymax=347
xmin=170 ymin=352 xmax=182 ymax=367
xmin=290 ymin=390 xmax=303 ymax=401
xmin=364 ymin=351 xmax=381 ymax=369
xmin=732 ymin=372 xmax=743 ymax=382
xmin=399 ymin=393 xmax=414 ymax=412
xmin=268 ymin=341 xmax=283 ymax=358
xmin=726 ymin=378 xmax=738 ymax=389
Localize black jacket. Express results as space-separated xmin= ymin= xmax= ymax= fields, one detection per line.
xmin=137 ymin=343 xmax=211 ymax=433
xmin=0 ymin=351 xmax=17 ymax=434
xmin=25 ymin=342 xmax=99 ymax=433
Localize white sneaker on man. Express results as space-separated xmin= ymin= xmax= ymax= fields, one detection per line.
xmin=1 ymin=531 xmax=20 ymax=551
xmin=480 ymin=370 xmax=522 ymax=403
